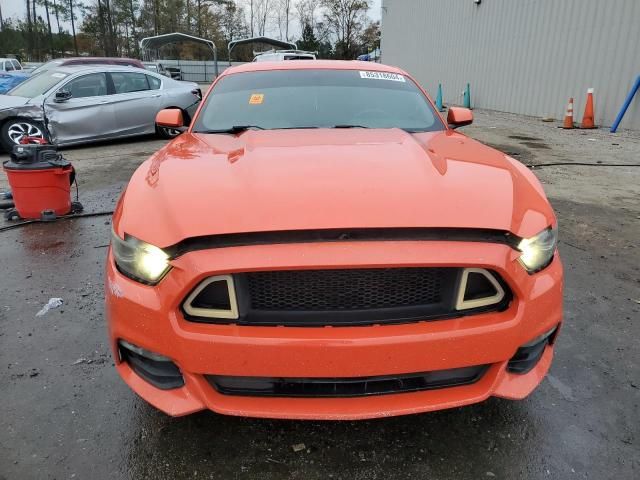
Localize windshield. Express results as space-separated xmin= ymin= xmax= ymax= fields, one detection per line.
xmin=8 ymin=71 xmax=68 ymax=98
xmin=192 ymin=69 xmax=444 ymax=133
xmin=29 ymin=60 xmax=64 ymax=76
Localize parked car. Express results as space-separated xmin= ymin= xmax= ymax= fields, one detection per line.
xmin=0 ymin=72 xmax=29 ymax=94
xmin=0 ymin=58 xmax=23 ymax=73
xmin=106 ymin=60 xmax=563 ymax=419
xmin=253 ymin=49 xmax=316 ymax=61
xmin=28 ymin=57 xmax=145 ymax=77
xmin=163 ymin=66 xmax=183 ymax=80
xmin=0 ymin=65 xmax=201 ymax=150
xmin=143 ymin=62 xmax=159 ymax=73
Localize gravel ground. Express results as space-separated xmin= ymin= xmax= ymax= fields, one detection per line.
xmin=0 ymin=112 xmax=639 ymax=480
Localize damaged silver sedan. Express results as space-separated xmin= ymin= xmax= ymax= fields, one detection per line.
xmin=0 ymin=65 xmax=202 ymax=151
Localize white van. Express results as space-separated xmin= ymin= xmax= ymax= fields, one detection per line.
xmin=253 ymin=50 xmax=316 ymax=62
xmin=0 ymin=58 xmax=23 ymax=72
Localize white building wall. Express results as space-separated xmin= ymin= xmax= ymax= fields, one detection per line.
xmin=381 ymin=0 xmax=640 ymax=130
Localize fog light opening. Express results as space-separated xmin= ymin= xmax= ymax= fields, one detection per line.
xmin=455 ymin=268 xmax=505 ymax=311
xmin=118 ymin=340 xmax=184 ymax=390
xmin=183 ymin=274 xmax=239 ymax=320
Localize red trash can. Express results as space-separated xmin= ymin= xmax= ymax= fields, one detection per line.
xmin=3 ymin=144 xmax=73 ymax=220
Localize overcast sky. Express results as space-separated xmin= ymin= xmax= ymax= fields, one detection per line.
xmin=0 ymin=0 xmax=382 ymax=35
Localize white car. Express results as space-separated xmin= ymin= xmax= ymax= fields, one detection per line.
xmin=0 ymin=65 xmax=201 ymax=150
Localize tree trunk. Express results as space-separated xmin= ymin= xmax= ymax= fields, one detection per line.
xmin=69 ymin=0 xmax=78 ymax=55
xmin=285 ymin=0 xmax=290 ymax=42
xmin=44 ymin=1 xmax=54 ymax=57
xmin=250 ymin=0 xmax=254 ymax=37
xmin=197 ymin=0 xmax=202 ymax=38
xmin=32 ymin=0 xmax=39 ymax=60
xmin=153 ymin=0 xmax=159 ymax=35
xmin=185 ymin=0 xmax=190 ymax=34
xmin=52 ymin=0 xmax=62 ymax=34
xmin=128 ymin=0 xmax=138 ymax=57
xmin=259 ymin=0 xmax=269 ymax=36
xmin=26 ymin=0 xmax=33 ymax=60
xmin=97 ymin=0 xmax=106 ymax=55
xmin=104 ymin=0 xmax=116 ymax=56
xmin=124 ymin=22 xmax=130 ymax=56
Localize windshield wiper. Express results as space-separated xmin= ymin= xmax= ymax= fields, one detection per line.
xmin=402 ymin=128 xmax=431 ymax=133
xmin=274 ymin=126 xmax=320 ymax=130
xmin=332 ymin=124 xmax=370 ymax=129
xmin=194 ymin=125 xmax=265 ymax=134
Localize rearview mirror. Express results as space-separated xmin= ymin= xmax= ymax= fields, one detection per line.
xmin=155 ymin=109 xmax=184 ymax=128
xmin=447 ymin=107 xmax=473 ymax=129
xmin=54 ymin=89 xmax=72 ymax=103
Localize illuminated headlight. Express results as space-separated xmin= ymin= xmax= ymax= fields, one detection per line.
xmin=111 ymin=230 xmax=171 ymax=284
xmin=517 ymin=226 xmax=558 ymax=273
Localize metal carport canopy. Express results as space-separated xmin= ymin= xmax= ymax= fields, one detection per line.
xmin=140 ymin=33 xmax=218 ymax=77
xmin=228 ymin=36 xmax=297 ymax=63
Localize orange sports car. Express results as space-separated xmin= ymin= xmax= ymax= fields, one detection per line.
xmin=106 ymin=61 xmax=563 ymax=419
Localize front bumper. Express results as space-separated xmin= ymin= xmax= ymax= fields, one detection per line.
xmin=106 ymin=240 xmax=563 ymax=419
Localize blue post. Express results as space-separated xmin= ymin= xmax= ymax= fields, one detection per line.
xmin=463 ymin=83 xmax=471 ymax=109
xmin=435 ymin=83 xmax=444 ymax=111
xmin=610 ymin=75 xmax=640 ymax=133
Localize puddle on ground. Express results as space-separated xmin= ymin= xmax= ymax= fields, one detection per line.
xmin=521 ymin=141 xmax=551 ymax=150
xmin=508 ymin=135 xmax=543 ymax=141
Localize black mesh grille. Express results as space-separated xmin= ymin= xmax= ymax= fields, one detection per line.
xmin=246 ymin=268 xmax=445 ymax=311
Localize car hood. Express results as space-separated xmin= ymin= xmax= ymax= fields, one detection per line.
xmin=116 ymin=129 xmax=555 ymax=248
xmin=0 ymin=95 xmax=31 ymax=109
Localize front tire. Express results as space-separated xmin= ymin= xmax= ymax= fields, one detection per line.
xmin=0 ymin=118 xmax=48 ymax=152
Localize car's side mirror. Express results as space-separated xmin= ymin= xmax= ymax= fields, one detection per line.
xmin=447 ymin=107 xmax=473 ymax=129
xmin=155 ymin=109 xmax=184 ymax=128
xmin=54 ymin=89 xmax=72 ymax=102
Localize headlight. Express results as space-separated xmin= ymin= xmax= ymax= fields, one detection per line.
xmin=517 ymin=226 xmax=558 ymax=273
xmin=111 ymin=230 xmax=171 ymax=284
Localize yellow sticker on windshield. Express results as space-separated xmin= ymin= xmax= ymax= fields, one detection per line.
xmin=249 ymin=93 xmax=264 ymax=105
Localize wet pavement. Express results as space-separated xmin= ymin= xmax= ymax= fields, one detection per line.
xmin=1 ymin=118 xmax=639 ymax=479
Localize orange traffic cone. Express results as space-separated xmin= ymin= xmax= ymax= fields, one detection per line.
xmin=562 ymin=97 xmax=574 ymax=129
xmin=581 ymin=88 xmax=596 ymax=129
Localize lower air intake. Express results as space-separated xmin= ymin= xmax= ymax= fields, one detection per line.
xmin=206 ymin=365 xmax=489 ymax=398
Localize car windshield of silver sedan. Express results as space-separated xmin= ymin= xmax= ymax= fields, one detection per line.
xmin=192 ymin=69 xmax=445 ymax=134
xmin=8 ymin=71 xmax=68 ymax=98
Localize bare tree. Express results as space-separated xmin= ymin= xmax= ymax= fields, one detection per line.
xmin=274 ymin=0 xmax=290 ymax=41
xmin=295 ymin=0 xmax=321 ymax=36
xmin=322 ymin=0 xmax=368 ymax=59
xmin=218 ymin=1 xmax=248 ymax=44
xmin=244 ymin=0 xmax=269 ymax=37
xmin=255 ymin=0 xmax=270 ymax=36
